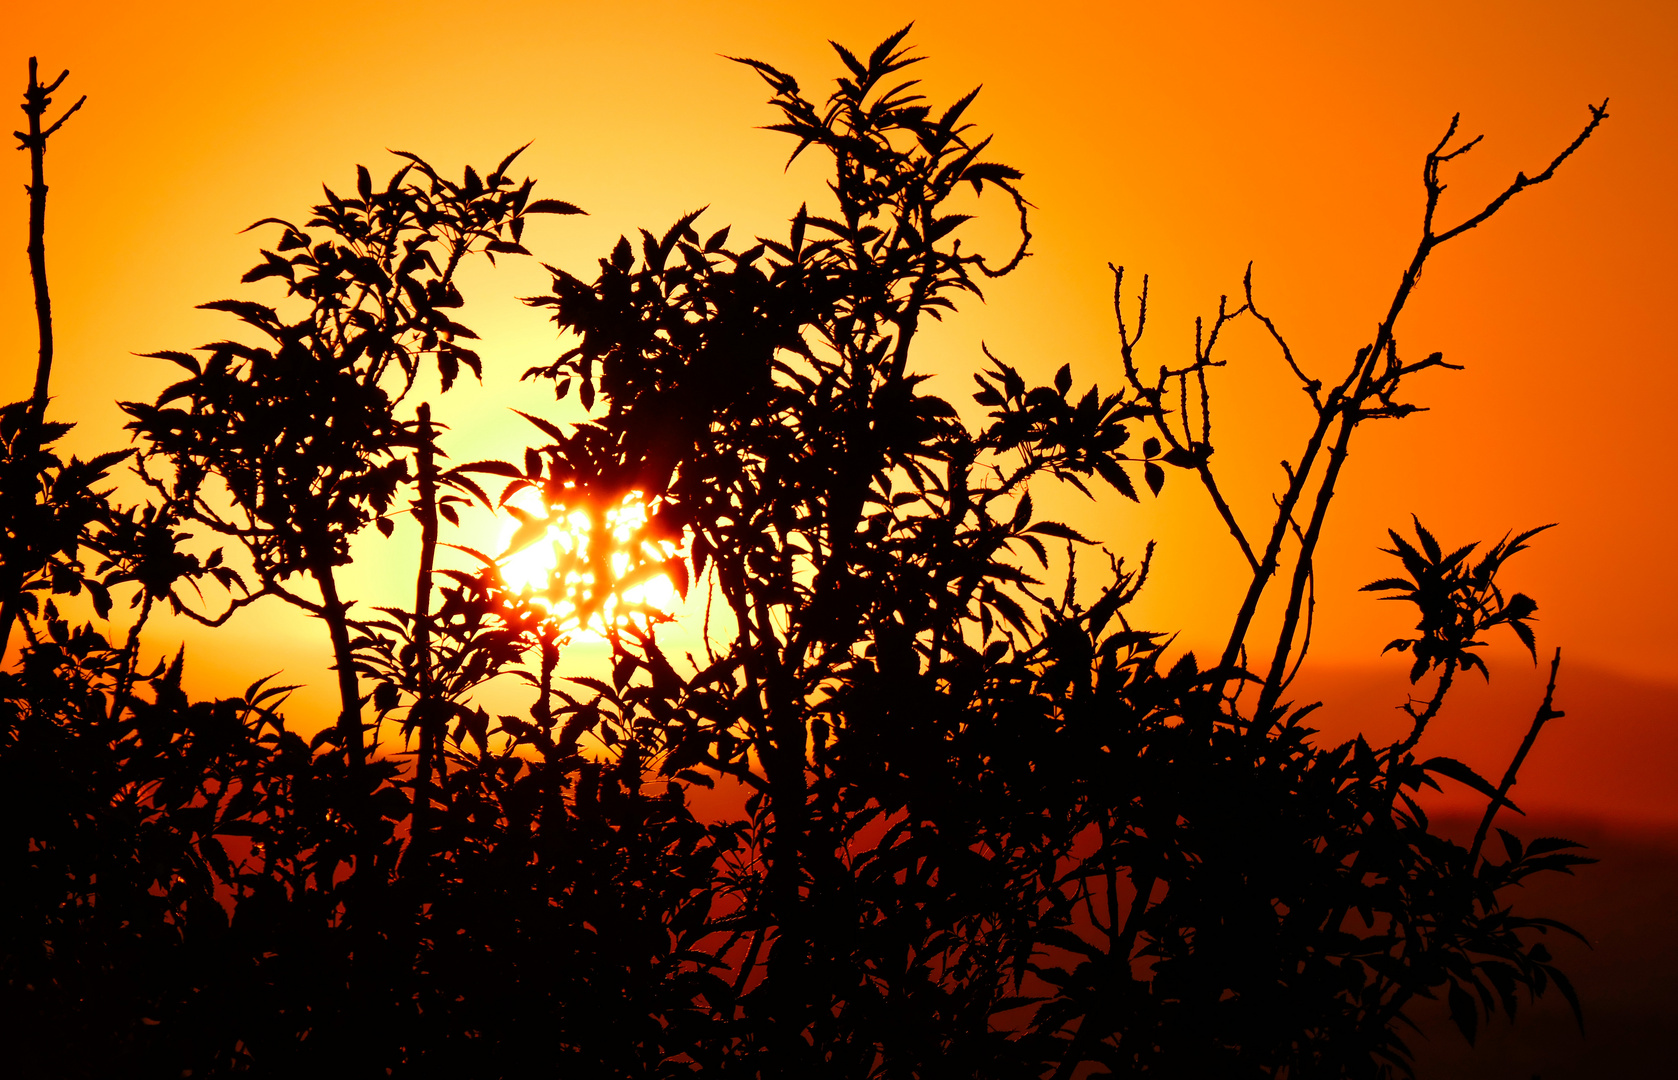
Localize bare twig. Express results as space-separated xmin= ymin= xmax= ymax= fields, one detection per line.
xmin=409 ymin=402 xmax=440 ymax=869
xmin=1 ymin=59 xmax=84 ymax=657
xmin=1433 ymin=102 xmax=1609 ymax=246
xmin=15 ymin=57 xmax=85 ymax=427
xmin=1243 ymin=266 xmax=1320 ymax=410
xmin=1250 ymin=103 xmax=1608 ymax=723
xmin=1470 ymin=648 xmax=1564 ymax=865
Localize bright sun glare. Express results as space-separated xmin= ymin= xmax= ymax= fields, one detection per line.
xmin=495 ymin=489 xmax=681 ymax=637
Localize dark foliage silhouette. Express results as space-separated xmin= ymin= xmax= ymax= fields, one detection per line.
xmin=1 ymin=34 xmax=1607 ymax=1078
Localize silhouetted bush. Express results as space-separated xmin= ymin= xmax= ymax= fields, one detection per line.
xmin=2 ymin=33 xmax=1606 ymax=1078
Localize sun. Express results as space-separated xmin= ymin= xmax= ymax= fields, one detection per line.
xmin=494 ymin=488 xmax=682 ymax=637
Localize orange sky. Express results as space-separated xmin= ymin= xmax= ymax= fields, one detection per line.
xmin=6 ymin=2 xmax=1676 ymax=816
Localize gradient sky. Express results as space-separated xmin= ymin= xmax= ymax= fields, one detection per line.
xmin=6 ymin=2 xmax=1675 ymax=816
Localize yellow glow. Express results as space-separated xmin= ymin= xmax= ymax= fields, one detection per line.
xmin=495 ymin=488 xmax=681 ymax=637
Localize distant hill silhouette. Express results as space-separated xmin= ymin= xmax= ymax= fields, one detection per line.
xmin=1288 ymin=664 xmax=1677 ymax=1076
xmin=1297 ymin=661 xmax=1678 ymax=824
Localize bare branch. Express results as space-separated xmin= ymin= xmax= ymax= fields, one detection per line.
xmin=1244 ymin=267 xmax=1321 ymax=410
xmin=1470 ymin=649 xmax=1564 ymax=864
xmin=1434 ymin=101 xmax=1609 ymax=246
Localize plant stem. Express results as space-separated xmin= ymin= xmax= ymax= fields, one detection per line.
xmin=22 ymin=58 xmax=81 ymax=427
xmin=1 ymin=60 xmax=83 ymax=659
xmin=112 ymin=594 xmax=154 ymax=718
xmin=1470 ymin=649 xmax=1563 ymax=865
xmin=411 ymin=402 xmax=438 ymax=865
xmin=312 ymin=556 xmax=365 ymax=771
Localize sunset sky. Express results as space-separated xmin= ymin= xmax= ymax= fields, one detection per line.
xmin=6 ymin=1 xmax=1675 ymax=821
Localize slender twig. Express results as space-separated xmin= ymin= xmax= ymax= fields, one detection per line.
xmin=1243 ymin=266 xmax=1320 ymax=410
xmin=1111 ymin=264 xmax=1259 ymax=572
xmin=1433 ymin=103 xmax=1609 ymax=246
xmin=112 ymin=594 xmax=154 ymax=718
xmin=1278 ymin=533 xmax=1315 ymax=696
xmin=1250 ymin=104 xmax=1608 ymax=723
xmin=1392 ymin=658 xmax=1459 ymax=762
xmin=1195 ymin=463 xmax=1258 ymax=572
xmin=1 ymin=59 xmax=84 ymax=658
xmin=410 ymin=402 xmax=439 ymax=870
xmin=17 ymin=58 xmax=85 ymax=427
xmin=1470 ymin=649 xmax=1563 ymax=865
xmin=168 ymin=586 xmax=282 ymax=627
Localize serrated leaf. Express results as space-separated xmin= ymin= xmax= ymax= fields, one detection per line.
xmin=525 ymin=198 xmax=586 ymax=215
xmin=1025 ymin=521 xmax=1093 ymax=544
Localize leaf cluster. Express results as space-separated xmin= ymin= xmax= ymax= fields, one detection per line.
xmin=1362 ymin=518 xmax=1551 ymax=681
xmin=122 ymin=149 xmax=569 ymax=590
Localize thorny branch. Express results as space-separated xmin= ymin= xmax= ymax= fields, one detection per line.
xmin=1111 ymin=99 xmax=1608 ymax=725
xmin=1 ymin=60 xmax=84 ymax=657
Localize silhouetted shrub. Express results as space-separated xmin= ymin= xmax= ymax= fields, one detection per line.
xmin=1 ymin=34 xmax=1605 ymax=1078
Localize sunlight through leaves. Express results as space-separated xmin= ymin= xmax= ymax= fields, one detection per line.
xmin=494 ymin=488 xmax=683 ymax=637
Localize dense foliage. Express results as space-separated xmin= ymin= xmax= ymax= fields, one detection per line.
xmin=2 ymin=32 xmax=1606 ymax=1078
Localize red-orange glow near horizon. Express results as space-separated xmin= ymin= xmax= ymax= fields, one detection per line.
xmin=495 ymin=489 xmax=682 ymax=638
